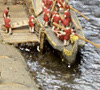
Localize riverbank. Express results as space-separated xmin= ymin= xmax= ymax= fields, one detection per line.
xmin=0 ymin=38 xmax=39 ymax=90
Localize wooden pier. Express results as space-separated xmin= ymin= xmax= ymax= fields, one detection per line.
xmin=0 ymin=1 xmax=39 ymax=44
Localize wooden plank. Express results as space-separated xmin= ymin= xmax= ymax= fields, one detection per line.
xmin=11 ymin=20 xmax=29 ymax=29
xmin=1 ymin=29 xmax=39 ymax=43
xmin=1 ymin=30 xmax=29 ymax=33
xmin=0 ymin=4 xmax=39 ymax=44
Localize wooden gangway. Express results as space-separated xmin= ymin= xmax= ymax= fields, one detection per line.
xmin=0 ymin=1 xmax=39 ymax=44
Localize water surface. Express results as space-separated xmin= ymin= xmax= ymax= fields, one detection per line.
xmin=19 ymin=0 xmax=100 ymax=90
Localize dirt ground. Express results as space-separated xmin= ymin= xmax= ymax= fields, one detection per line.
xmin=0 ymin=39 xmax=39 ymax=90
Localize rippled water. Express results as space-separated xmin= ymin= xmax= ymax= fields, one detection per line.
xmin=19 ymin=0 xmax=100 ymax=90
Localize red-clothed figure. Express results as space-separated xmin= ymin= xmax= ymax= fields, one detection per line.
xmin=64 ymin=10 xmax=71 ymax=19
xmin=58 ymin=34 xmax=65 ymax=40
xmin=64 ymin=10 xmax=71 ymax=26
xmin=3 ymin=7 xmax=9 ymax=18
xmin=5 ymin=17 xmax=11 ymax=29
xmin=29 ymin=15 xmax=35 ymax=32
xmin=64 ymin=27 xmax=71 ymax=46
xmin=57 ymin=0 xmax=65 ymax=11
xmin=4 ymin=15 xmax=12 ymax=35
xmin=65 ymin=3 xmax=70 ymax=10
xmin=61 ymin=18 xmax=70 ymax=27
xmin=53 ymin=14 xmax=61 ymax=24
xmin=43 ymin=8 xmax=51 ymax=26
xmin=66 ymin=5 xmax=70 ymax=10
xmin=42 ymin=0 xmax=53 ymax=9
xmin=52 ymin=14 xmax=61 ymax=30
xmin=56 ymin=31 xmax=65 ymax=40
xmin=64 ymin=28 xmax=71 ymax=41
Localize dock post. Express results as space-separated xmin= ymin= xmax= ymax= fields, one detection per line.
xmin=40 ymin=27 xmax=45 ymax=53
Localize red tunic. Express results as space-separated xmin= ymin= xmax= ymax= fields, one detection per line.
xmin=3 ymin=9 xmax=8 ymax=18
xmin=59 ymin=34 xmax=65 ymax=40
xmin=61 ymin=19 xmax=70 ymax=27
xmin=53 ymin=15 xmax=61 ymax=24
xmin=64 ymin=29 xmax=71 ymax=40
xmin=43 ymin=0 xmax=53 ymax=9
xmin=64 ymin=10 xmax=71 ymax=19
xmin=4 ymin=18 xmax=11 ymax=28
xmin=65 ymin=5 xmax=70 ymax=9
xmin=44 ymin=9 xmax=50 ymax=22
xmin=66 ymin=18 xmax=71 ymax=23
xmin=29 ymin=16 xmax=35 ymax=27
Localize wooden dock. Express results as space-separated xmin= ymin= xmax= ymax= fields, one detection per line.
xmin=0 ymin=2 xmax=39 ymax=44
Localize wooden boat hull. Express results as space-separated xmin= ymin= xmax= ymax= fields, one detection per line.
xmin=45 ymin=11 xmax=85 ymax=64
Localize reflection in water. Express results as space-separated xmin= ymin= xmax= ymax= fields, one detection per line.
xmin=19 ymin=0 xmax=100 ymax=90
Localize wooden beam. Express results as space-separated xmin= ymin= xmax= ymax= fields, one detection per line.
xmin=71 ymin=7 xmax=90 ymax=21
xmin=40 ymin=28 xmax=45 ymax=53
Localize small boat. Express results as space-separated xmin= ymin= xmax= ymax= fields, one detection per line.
xmin=45 ymin=11 xmax=85 ymax=64
xmin=32 ymin=0 xmax=85 ymax=64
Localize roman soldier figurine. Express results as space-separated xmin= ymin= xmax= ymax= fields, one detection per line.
xmin=64 ymin=9 xmax=71 ymax=20
xmin=43 ymin=8 xmax=51 ymax=27
xmin=65 ymin=2 xmax=70 ymax=10
xmin=61 ymin=18 xmax=70 ymax=28
xmin=4 ymin=15 xmax=12 ymax=35
xmin=29 ymin=15 xmax=35 ymax=33
xmin=64 ymin=9 xmax=71 ymax=26
xmin=64 ymin=27 xmax=71 ymax=46
xmin=52 ymin=13 xmax=61 ymax=30
xmin=3 ymin=7 xmax=9 ymax=18
xmin=42 ymin=0 xmax=53 ymax=9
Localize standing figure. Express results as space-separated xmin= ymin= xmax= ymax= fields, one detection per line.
xmin=43 ymin=8 xmax=51 ymax=27
xmin=64 ymin=27 xmax=71 ymax=46
xmin=65 ymin=2 xmax=70 ymax=10
xmin=3 ymin=7 xmax=9 ymax=18
xmin=29 ymin=15 xmax=35 ymax=33
xmin=64 ymin=9 xmax=71 ymax=26
xmin=4 ymin=15 xmax=12 ymax=35
xmin=42 ymin=0 xmax=53 ymax=9
xmin=64 ymin=9 xmax=71 ymax=20
xmin=61 ymin=18 xmax=70 ymax=28
xmin=52 ymin=13 xmax=61 ymax=30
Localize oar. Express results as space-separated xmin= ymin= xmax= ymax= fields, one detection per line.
xmin=71 ymin=17 xmax=81 ymax=29
xmin=59 ymin=0 xmax=90 ymax=21
xmin=60 ymin=0 xmax=65 ymax=8
xmin=53 ymin=22 xmax=100 ymax=49
xmin=48 ymin=0 xmax=57 ymax=25
xmin=70 ymin=7 xmax=90 ymax=21
xmin=36 ymin=10 xmax=43 ymax=17
xmin=76 ymin=34 xmax=100 ymax=49
xmin=51 ymin=0 xmax=57 ymax=13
